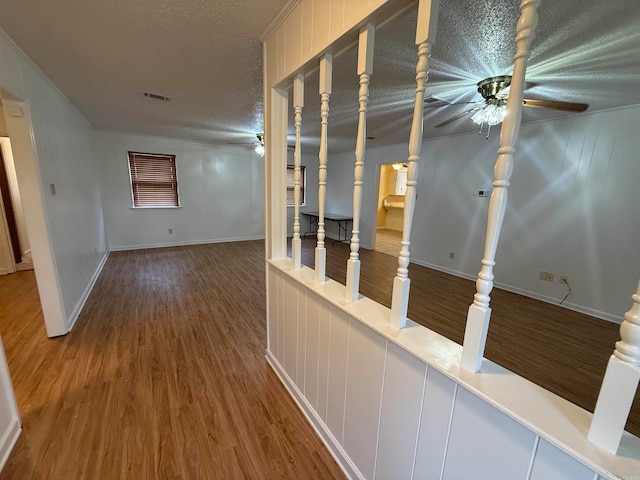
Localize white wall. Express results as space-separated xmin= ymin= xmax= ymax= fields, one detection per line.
xmin=0 ymin=27 xmax=107 ymax=333
xmin=325 ymin=105 xmax=640 ymax=322
xmin=286 ymin=152 xmax=319 ymax=237
xmin=95 ymin=131 xmax=265 ymax=250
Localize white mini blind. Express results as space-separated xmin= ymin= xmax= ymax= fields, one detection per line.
xmin=286 ymin=165 xmax=305 ymax=206
xmin=128 ymin=152 xmax=179 ymax=207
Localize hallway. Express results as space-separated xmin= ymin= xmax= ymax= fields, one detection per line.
xmin=0 ymin=242 xmax=344 ymax=479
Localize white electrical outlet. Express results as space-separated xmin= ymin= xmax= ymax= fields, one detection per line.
xmin=538 ymin=271 xmax=547 ymax=280
xmin=168 ymin=228 xmax=173 ymax=234
xmin=449 ymin=252 xmax=455 ymax=259
xmin=547 ymin=273 xmax=555 ymax=282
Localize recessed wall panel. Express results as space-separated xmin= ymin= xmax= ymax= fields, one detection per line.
xmin=413 ymin=368 xmax=456 ymax=479
xmin=295 ymin=284 xmax=307 ymax=389
xmin=312 ymin=0 xmax=331 ymax=52
xmin=530 ymin=439 xmax=598 ymax=480
xmin=443 ymin=387 xmax=537 ymax=480
xmin=317 ymin=298 xmax=331 ymax=421
xmin=343 ymin=320 xmax=387 ymax=480
xmin=375 ymin=341 xmax=427 ymax=480
xmin=267 ymin=267 xmax=278 ymax=354
xmin=282 ymin=276 xmax=298 ymax=380
xmin=304 ymin=291 xmax=321 ymax=408
xmin=326 ymin=305 xmax=350 ymax=443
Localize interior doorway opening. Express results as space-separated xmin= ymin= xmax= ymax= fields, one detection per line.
xmin=373 ymin=162 xmax=407 ymax=257
xmin=0 ymin=89 xmax=67 ymax=338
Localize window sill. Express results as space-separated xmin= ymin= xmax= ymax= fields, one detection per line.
xmin=130 ymin=206 xmax=182 ymax=210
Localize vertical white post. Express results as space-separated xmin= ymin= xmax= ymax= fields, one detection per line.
xmin=588 ymin=278 xmax=640 ymax=453
xmin=292 ymin=74 xmax=304 ymax=270
xmin=346 ymin=24 xmax=375 ymax=303
xmin=390 ymin=0 xmax=439 ymax=328
xmin=315 ymin=54 xmax=333 ymax=283
xmin=460 ymin=0 xmax=541 ymax=372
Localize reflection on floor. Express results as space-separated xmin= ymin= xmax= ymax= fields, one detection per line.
xmin=374 ymin=228 xmax=402 ymax=257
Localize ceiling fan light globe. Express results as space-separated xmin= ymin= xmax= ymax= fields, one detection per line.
xmin=471 ymin=103 xmax=507 ymax=126
xmin=255 ymin=144 xmax=265 ymax=156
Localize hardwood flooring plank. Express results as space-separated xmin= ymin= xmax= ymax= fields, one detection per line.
xmin=0 ymin=242 xmax=345 ymax=479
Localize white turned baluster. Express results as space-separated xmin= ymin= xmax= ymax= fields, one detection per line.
xmin=346 ymin=24 xmax=375 ymax=303
xmin=588 ymin=278 xmax=640 ymax=453
xmin=390 ymin=0 xmax=439 ymax=328
xmin=460 ymin=0 xmax=541 ymax=372
xmin=292 ymin=74 xmax=304 ymax=270
xmin=315 ymin=54 xmax=333 ymax=283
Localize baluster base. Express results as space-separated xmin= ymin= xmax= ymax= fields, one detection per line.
xmin=461 ymin=304 xmax=491 ymax=372
xmin=292 ymin=237 xmax=301 ymax=270
xmin=315 ymin=247 xmax=326 ymax=283
xmin=346 ymin=259 xmax=360 ymax=302
xmin=390 ymin=276 xmax=410 ymax=329
xmin=588 ymin=356 xmax=640 ymax=454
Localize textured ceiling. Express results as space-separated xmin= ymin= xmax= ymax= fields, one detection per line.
xmin=0 ymin=0 xmax=639 ymax=152
xmin=0 ymin=0 xmax=287 ymax=145
xmin=296 ymin=0 xmax=640 ymax=152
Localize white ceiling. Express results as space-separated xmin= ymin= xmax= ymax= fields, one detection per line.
xmin=1 ymin=0 xmax=639 ymax=152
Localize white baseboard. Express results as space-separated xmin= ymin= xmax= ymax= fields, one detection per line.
xmin=409 ymin=258 xmax=620 ymax=324
xmin=66 ymin=250 xmax=110 ymax=333
xmin=265 ymin=350 xmax=364 ymax=480
xmin=0 ymin=417 xmax=20 ymax=472
xmin=109 ymin=235 xmax=265 ymax=252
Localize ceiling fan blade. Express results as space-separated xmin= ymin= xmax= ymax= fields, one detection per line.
xmin=434 ymin=107 xmax=481 ymax=128
xmin=522 ymin=98 xmax=588 ymax=112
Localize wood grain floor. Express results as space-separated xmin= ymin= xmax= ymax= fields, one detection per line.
xmin=0 ymin=242 xmax=345 ymax=479
xmin=297 ymin=236 xmax=640 ymax=437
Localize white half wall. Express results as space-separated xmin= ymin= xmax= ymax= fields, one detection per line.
xmin=325 ymin=105 xmax=640 ymax=322
xmin=0 ymin=27 xmax=107 ymax=335
xmin=267 ymin=260 xmax=640 ymax=480
xmin=95 ymin=131 xmax=265 ymax=250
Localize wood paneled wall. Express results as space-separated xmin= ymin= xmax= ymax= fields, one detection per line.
xmin=268 ymin=260 xmax=638 ymax=480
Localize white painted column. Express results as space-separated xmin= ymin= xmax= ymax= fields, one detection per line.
xmin=292 ymin=74 xmax=304 ymax=270
xmin=315 ymin=54 xmax=333 ymax=283
xmin=346 ymin=24 xmax=375 ymax=303
xmin=390 ymin=0 xmax=439 ymax=328
xmin=460 ymin=0 xmax=541 ymax=372
xmin=588 ymin=277 xmax=640 ymax=454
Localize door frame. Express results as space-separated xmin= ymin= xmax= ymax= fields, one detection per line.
xmin=1 ymin=96 xmax=67 ymax=337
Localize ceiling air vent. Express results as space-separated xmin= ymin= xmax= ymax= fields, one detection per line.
xmin=424 ymin=95 xmax=449 ymax=106
xmin=143 ymin=91 xmax=172 ymax=102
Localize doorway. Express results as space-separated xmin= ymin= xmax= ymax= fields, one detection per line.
xmin=0 ymin=134 xmax=33 ymax=274
xmin=373 ymin=163 xmax=407 ymax=257
xmin=0 ymin=93 xmax=67 ymax=337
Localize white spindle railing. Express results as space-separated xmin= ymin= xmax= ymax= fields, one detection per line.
xmin=460 ymin=0 xmax=541 ymax=372
xmin=315 ymin=54 xmax=333 ymax=283
xmin=588 ymin=277 xmax=640 ymax=453
xmin=292 ymin=73 xmax=304 ymax=270
xmin=346 ymin=24 xmax=375 ymax=302
xmin=390 ymin=0 xmax=439 ymax=328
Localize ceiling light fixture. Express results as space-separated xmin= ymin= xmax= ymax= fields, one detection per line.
xmin=255 ymin=134 xmax=265 ymax=157
xmin=471 ymin=98 xmax=507 ymax=138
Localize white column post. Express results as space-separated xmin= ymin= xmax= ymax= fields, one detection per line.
xmin=460 ymin=0 xmax=541 ymax=372
xmin=346 ymin=24 xmax=375 ymax=303
xmin=390 ymin=0 xmax=439 ymax=328
xmin=588 ymin=278 xmax=640 ymax=453
xmin=292 ymin=73 xmax=304 ymax=270
xmin=315 ymin=54 xmax=333 ymax=283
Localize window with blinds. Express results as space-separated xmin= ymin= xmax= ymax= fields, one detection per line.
xmin=128 ymin=152 xmax=179 ymax=208
xmin=286 ymin=165 xmax=305 ymax=206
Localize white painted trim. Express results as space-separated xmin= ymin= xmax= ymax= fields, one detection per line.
xmin=266 ymin=350 xmax=365 ymax=480
xmin=0 ymin=418 xmax=20 ymax=472
xmin=108 ymin=235 xmax=265 ymax=252
xmin=409 ymin=258 xmax=621 ymax=324
xmin=260 ymin=0 xmax=301 ymax=42
xmin=65 ymin=250 xmax=110 ymax=333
